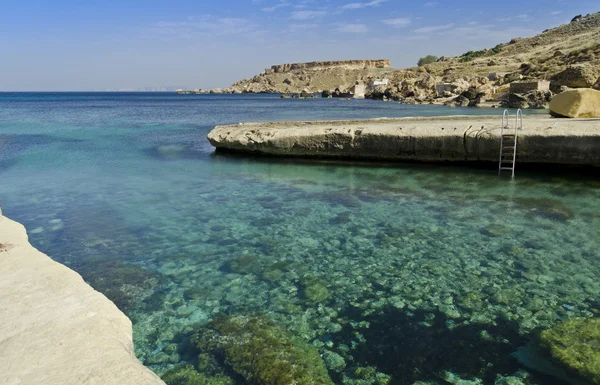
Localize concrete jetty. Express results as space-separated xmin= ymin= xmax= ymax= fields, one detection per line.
xmin=207 ymin=116 xmax=600 ymax=166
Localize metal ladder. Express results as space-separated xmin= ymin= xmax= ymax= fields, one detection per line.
xmin=498 ymin=109 xmax=522 ymax=178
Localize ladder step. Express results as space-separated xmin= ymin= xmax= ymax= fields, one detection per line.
xmin=500 ymin=167 xmax=514 ymax=170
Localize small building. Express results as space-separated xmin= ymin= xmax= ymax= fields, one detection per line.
xmin=351 ymin=84 xmax=366 ymax=99
xmin=488 ymin=72 xmax=509 ymax=81
xmin=435 ymin=83 xmax=457 ymax=97
xmin=369 ymin=79 xmax=389 ymax=87
xmin=509 ymin=80 xmax=550 ymax=94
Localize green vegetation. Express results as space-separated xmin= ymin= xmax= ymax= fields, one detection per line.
xmin=417 ymin=55 xmax=438 ymax=66
xmin=193 ymin=314 xmax=334 ymax=385
xmin=459 ymin=44 xmax=503 ymax=62
xmin=300 ymin=276 xmax=331 ymax=304
xmin=161 ymin=365 xmax=235 ymax=385
xmin=540 ymin=318 xmax=600 ymax=384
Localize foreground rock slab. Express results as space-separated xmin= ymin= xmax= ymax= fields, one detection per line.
xmin=0 ymin=212 xmax=165 ymax=385
xmin=550 ymin=88 xmax=600 ymax=118
xmin=208 ymin=116 xmax=600 ymax=166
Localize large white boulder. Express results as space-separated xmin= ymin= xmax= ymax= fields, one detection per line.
xmin=549 ymin=88 xmax=600 ymax=118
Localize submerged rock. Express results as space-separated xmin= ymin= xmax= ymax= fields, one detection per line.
xmin=161 ymin=364 xmax=235 ymax=385
xmin=540 ymin=318 xmax=600 ymax=384
xmin=193 ymin=314 xmax=334 ymax=385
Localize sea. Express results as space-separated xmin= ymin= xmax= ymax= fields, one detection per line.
xmin=0 ymin=92 xmax=598 ymax=385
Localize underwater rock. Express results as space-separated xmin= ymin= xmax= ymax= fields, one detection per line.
xmin=512 ymin=198 xmax=575 ymax=222
xmin=351 ymin=366 xmax=392 ymax=385
xmin=161 ymin=364 xmax=235 ymax=385
xmin=540 ymin=318 xmax=600 ymax=384
xmin=480 ymin=224 xmax=512 ymax=238
xmin=79 ymin=259 xmax=163 ymax=313
xmin=322 ymin=349 xmax=346 ymax=372
xmin=300 ymin=276 xmax=331 ymax=304
xmin=221 ymin=255 xmax=262 ymax=275
xmin=193 ymin=314 xmax=334 ymax=385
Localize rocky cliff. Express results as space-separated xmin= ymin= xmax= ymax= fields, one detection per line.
xmin=268 ymin=60 xmax=390 ymax=73
xmin=222 ymin=12 xmax=600 ymax=108
xmin=229 ymin=59 xmax=393 ymax=95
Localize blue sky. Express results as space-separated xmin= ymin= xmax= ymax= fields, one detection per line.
xmin=0 ymin=0 xmax=598 ymax=91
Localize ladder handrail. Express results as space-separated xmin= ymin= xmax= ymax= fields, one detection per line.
xmin=511 ymin=109 xmax=522 ymax=178
xmin=498 ymin=109 xmax=519 ymax=178
xmin=499 ymin=110 xmax=510 ymax=176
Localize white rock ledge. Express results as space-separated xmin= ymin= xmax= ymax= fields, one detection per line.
xmin=207 ymin=116 xmax=600 ymax=166
xmin=0 ymin=213 xmax=165 ymax=385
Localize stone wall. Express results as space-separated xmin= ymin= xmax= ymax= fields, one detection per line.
xmin=509 ymin=80 xmax=551 ymax=94
xmin=268 ymin=60 xmax=390 ymax=74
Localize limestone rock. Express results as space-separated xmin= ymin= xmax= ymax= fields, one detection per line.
xmin=445 ymin=95 xmax=470 ymax=107
xmin=208 ymin=116 xmax=600 ymax=165
xmin=193 ymin=314 xmax=334 ymax=385
xmin=554 ymin=64 xmax=599 ymax=88
xmin=540 ymin=318 xmax=600 ymax=384
xmin=0 ymin=216 xmax=165 ymax=385
xmin=550 ymin=88 xmax=600 ymax=118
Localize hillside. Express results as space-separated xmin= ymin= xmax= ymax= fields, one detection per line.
xmin=222 ymin=12 xmax=600 ymax=107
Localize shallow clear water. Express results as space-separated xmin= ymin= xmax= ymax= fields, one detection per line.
xmin=1 ymin=93 xmax=598 ymax=385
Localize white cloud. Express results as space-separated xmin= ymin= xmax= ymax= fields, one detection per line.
xmin=340 ymin=0 xmax=386 ymax=10
xmin=288 ymin=23 xmax=319 ymax=32
xmin=291 ymin=10 xmax=327 ymax=19
xmin=382 ymin=18 xmax=411 ymax=27
xmin=414 ymin=23 xmax=455 ymax=33
xmin=152 ymin=16 xmax=261 ymax=38
xmin=549 ymin=10 xmax=562 ymax=15
xmin=424 ymin=1 xmax=438 ymax=6
xmin=337 ymin=24 xmax=368 ymax=33
xmin=262 ymin=1 xmax=290 ymax=12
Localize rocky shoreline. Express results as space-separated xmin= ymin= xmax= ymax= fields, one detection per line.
xmin=0 ymin=209 xmax=165 ymax=385
xmin=208 ymin=116 xmax=600 ymax=166
xmin=190 ymin=13 xmax=600 ymax=111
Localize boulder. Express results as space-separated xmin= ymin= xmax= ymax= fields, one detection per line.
xmin=554 ymin=64 xmax=599 ymax=88
xmin=444 ymin=95 xmax=470 ymax=107
xmin=594 ymin=76 xmax=600 ymax=91
xmin=549 ymin=88 xmax=600 ymax=118
xmin=525 ymin=90 xmax=553 ymax=109
xmin=540 ymin=318 xmax=600 ymax=384
xmin=506 ymin=93 xmax=529 ymax=109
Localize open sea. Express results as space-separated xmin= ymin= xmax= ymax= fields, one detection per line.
xmin=0 ymin=92 xmax=598 ymax=385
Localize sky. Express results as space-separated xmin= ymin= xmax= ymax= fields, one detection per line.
xmin=0 ymin=0 xmax=598 ymax=91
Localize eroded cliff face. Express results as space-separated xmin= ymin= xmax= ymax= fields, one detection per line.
xmin=230 ymin=59 xmax=393 ymax=95
xmin=268 ymin=60 xmax=390 ymax=73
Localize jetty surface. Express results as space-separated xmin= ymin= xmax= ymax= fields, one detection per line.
xmin=208 ymin=116 xmax=600 ymax=166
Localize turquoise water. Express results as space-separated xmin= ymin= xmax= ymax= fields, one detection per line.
xmin=0 ymin=93 xmax=598 ymax=385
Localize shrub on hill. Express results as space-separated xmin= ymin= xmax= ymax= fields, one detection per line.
xmin=417 ymin=55 xmax=439 ymax=66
